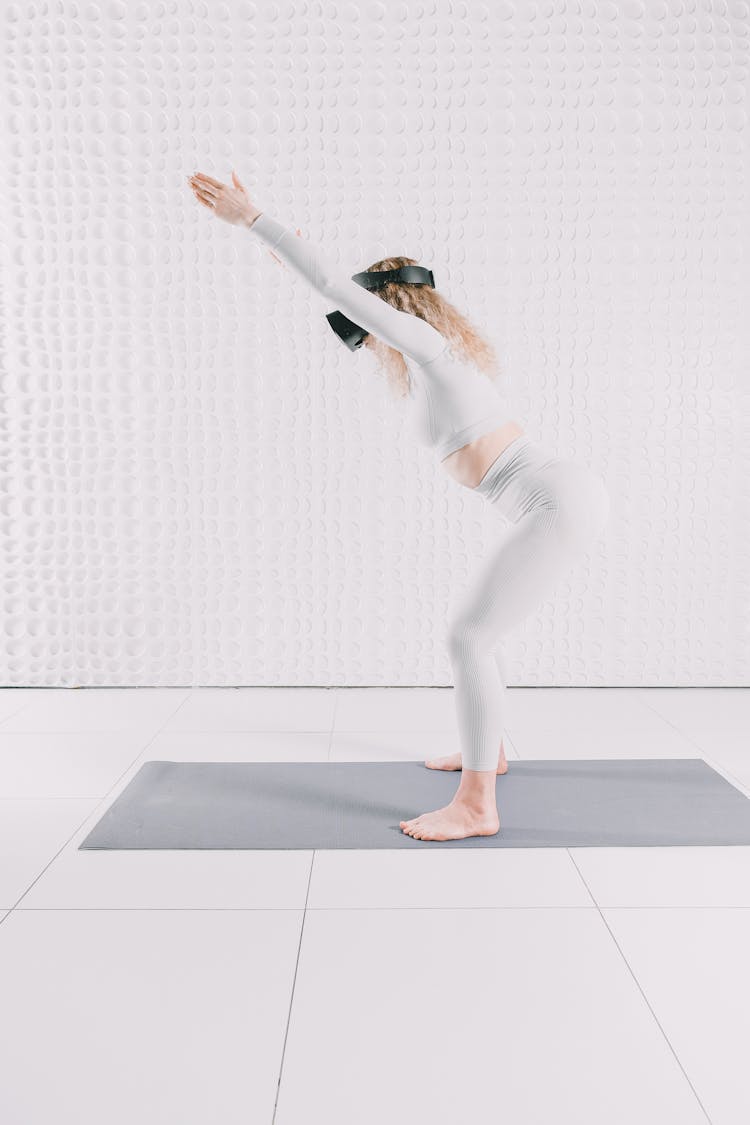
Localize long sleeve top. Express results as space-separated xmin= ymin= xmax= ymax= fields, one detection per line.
xmin=248 ymin=212 xmax=513 ymax=461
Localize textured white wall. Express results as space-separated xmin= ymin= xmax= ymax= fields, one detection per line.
xmin=2 ymin=1 xmax=748 ymax=687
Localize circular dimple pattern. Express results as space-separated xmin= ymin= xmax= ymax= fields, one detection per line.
xmin=1 ymin=3 xmax=748 ymax=687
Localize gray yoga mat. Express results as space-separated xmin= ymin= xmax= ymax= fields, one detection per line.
xmin=78 ymin=758 xmax=750 ymax=850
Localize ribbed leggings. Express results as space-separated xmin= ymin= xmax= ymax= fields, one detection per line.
xmin=447 ymin=435 xmax=610 ymax=771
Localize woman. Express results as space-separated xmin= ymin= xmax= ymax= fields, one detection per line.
xmin=187 ymin=170 xmax=610 ymax=843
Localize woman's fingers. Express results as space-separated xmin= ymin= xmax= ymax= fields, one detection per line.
xmin=188 ymin=180 xmax=215 ymax=207
xmin=192 ymin=172 xmax=224 ymax=190
xmin=190 ymin=177 xmax=219 ymax=199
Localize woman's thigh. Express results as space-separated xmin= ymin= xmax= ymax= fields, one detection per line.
xmin=448 ymin=460 xmax=609 ymax=645
xmin=448 ymin=507 xmax=563 ymax=644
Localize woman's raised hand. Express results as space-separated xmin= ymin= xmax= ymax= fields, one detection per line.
xmin=187 ymin=170 xmax=260 ymax=227
xmin=187 ymin=169 xmax=302 ymax=267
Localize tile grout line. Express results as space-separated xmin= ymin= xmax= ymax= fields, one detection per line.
xmin=271 ymin=691 xmax=336 ymax=1122
xmin=565 ymin=849 xmax=714 ymax=1125
xmin=0 ymin=692 xmax=53 ymax=730
xmin=635 ymin=696 xmax=750 ymax=798
xmin=271 ymin=850 xmax=316 ymax=1124
xmin=0 ymin=690 xmax=195 ymax=924
xmin=326 ymin=690 xmax=340 ymax=762
xmin=6 ymin=904 xmax=750 ymax=912
xmin=0 ymin=726 xmax=341 ymax=734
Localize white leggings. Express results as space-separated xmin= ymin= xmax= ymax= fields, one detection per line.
xmin=447 ymin=435 xmax=610 ymax=771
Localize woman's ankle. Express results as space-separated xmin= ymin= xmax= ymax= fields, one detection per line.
xmin=454 ymin=768 xmax=498 ymax=808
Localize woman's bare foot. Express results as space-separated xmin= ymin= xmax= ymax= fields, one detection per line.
xmin=400 ymin=799 xmax=500 ymax=841
xmin=425 ymin=742 xmax=508 ymax=775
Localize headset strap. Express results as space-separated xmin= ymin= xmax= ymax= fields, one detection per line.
xmin=351 ymin=265 xmax=435 ymax=291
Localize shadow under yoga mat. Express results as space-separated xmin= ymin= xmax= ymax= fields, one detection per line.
xmin=78 ymin=758 xmax=750 ymax=850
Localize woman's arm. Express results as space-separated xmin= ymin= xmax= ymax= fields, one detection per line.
xmin=245 ymin=212 xmax=447 ymax=366
xmin=187 ymin=171 xmax=446 ymax=366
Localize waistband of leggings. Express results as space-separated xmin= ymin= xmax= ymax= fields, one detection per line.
xmin=474 ymin=434 xmax=535 ymax=494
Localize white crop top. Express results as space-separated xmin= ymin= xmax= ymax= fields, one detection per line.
xmin=248 ymin=212 xmax=513 ymax=461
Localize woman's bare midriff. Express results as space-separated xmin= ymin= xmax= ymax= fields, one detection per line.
xmin=441 ymin=421 xmax=525 ymax=489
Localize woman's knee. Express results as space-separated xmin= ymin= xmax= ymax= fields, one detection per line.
xmin=446 ymin=614 xmax=492 ymax=662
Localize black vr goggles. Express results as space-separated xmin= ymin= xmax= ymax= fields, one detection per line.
xmin=325 ymin=264 xmax=435 ymax=351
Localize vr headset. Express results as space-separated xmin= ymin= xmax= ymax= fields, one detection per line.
xmin=325 ymin=264 xmax=435 ymax=351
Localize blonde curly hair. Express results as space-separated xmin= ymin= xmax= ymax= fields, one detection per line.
xmin=360 ymin=255 xmax=502 ymax=398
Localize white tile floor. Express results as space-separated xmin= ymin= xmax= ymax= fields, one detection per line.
xmin=0 ymin=686 xmax=748 ymax=1124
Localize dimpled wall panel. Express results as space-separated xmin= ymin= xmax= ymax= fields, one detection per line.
xmin=1 ymin=1 xmax=749 ymax=687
